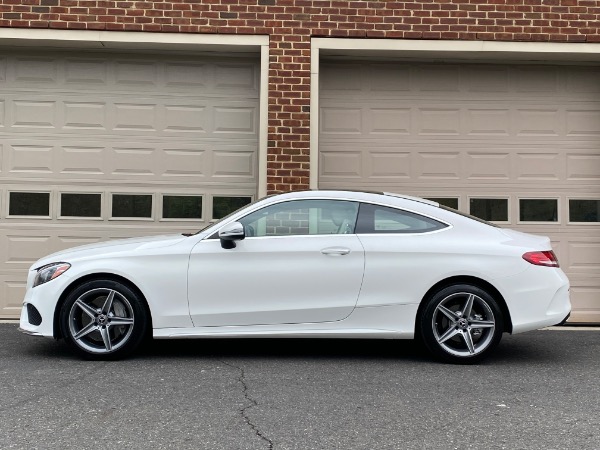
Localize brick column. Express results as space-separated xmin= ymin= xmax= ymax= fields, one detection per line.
xmin=267 ymin=34 xmax=311 ymax=193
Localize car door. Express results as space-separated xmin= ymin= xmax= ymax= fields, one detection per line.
xmin=354 ymin=202 xmax=450 ymax=308
xmin=187 ymin=199 xmax=365 ymax=327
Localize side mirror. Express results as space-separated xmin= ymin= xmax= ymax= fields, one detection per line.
xmin=218 ymin=222 xmax=245 ymax=249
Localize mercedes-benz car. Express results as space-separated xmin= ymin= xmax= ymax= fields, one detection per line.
xmin=19 ymin=190 xmax=571 ymax=363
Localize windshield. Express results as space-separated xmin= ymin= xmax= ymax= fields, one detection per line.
xmin=182 ymin=196 xmax=267 ymax=236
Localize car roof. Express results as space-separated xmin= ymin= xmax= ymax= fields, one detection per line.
xmin=265 ymin=190 xmax=440 ymax=208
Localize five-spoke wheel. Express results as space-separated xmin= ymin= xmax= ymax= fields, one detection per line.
xmin=60 ymin=280 xmax=148 ymax=359
xmin=420 ymin=284 xmax=504 ymax=364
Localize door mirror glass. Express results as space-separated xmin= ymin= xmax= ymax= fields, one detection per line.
xmin=218 ymin=221 xmax=245 ymax=249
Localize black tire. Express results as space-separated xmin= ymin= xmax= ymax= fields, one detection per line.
xmin=419 ymin=284 xmax=504 ymax=364
xmin=60 ymin=279 xmax=148 ymax=360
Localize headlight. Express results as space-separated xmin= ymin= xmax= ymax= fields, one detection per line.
xmin=33 ymin=263 xmax=71 ymax=287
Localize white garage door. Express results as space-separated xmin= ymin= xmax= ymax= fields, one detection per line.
xmin=0 ymin=50 xmax=259 ymax=318
xmin=319 ymin=61 xmax=600 ymax=323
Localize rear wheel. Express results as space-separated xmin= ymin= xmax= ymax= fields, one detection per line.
xmin=60 ymin=279 xmax=148 ymax=360
xmin=420 ymin=284 xmax=504 ymax=364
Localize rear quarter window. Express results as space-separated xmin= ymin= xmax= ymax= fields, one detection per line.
xmin=356 ymin=203 xmax=448 ymax=234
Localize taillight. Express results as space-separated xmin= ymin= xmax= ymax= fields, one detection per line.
xmin=522 ymin=250 xmax=559 ymax=267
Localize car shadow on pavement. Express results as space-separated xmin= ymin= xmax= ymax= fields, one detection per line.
xmin=137 ymin=333 xmax=575 ymax=365
xmin=13 ymin=324 xmax=583 ymax=366
xmin=137 ymin=337 xmax=433 ymax=363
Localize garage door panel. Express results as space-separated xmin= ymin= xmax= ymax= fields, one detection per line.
xmin=3 ymin=139 xmax=258 ymax=185
xmin=0 ymin=276 xmax=26 ymax=318
xmin=320 ymin=61 xmax=600 ymax=322
xmin=515 ymin=108 xmax=563 ymax=136
xmin=567 ymin=154 xmax=600 ymax=181
xmin=164 ymin=105 xmax=207 ymax=132
xmin=212 ymin=149 xmax=255 ymax=179
xmin=369 ymin=151 xmax=412 ymax=179
xmin=64 ymin=101 xmax=107 ymax=130
xmin=161 ymin=147 xmax=207 ymax=178
xmin=0 ymin=50 xmax=259 ymax=318
xmin=417 ymin=65 xmax=461 ymax=92
xmin=515 ymin=152 xmax=563 ymax=181
xmin=566 ymin=109 xmax=600 ymax=135
xmin=214 ymin=63 xmax=259 ymax=90
xmin=466 ymin=152 xmax=511 ymax=180
xmin=418 ymin=108 xmax=461 ymax=135
xmin=569 ymin=287 xmax=600 ymax=324
xmin=60 ymin=145 xmax=105 ymax=176
xmin=466 ymin=109 xmax=511 ymax=135
xmin=418 ymin=151 xmax=461 ymax=179
xmin=515 ymin=66 xmax=559 ymax=92
xmin=6 ymin=53 xmax=259 ymax=94
xmin=321 ymin=139 xmax=597 ymax=188
xmin=319 ymin=150 xmax=363 ymax=179
xmin=12 ymin=100 xmax=57 ymax=129
xmin=320 ymin=107 xmax=362 ymax=134
xmin=566 ymin=240 xmax=600 ymax=272
xmin=214 ymin=105 xmax=257 ymax=134
xmin=8 ymin=144 xmax=53 ymax=175
xmin=368 ymin=65 xmax=411 ymax=92
xmin=3 ymin=99 xmax=258 ymax=139
xmin=466 ymin=66 xmax=510 ymax=92
xmin=567 ymin=67 xmax=600 ymax=93
xmin=2 ymin=233 xmax=53 ymax=268
xmin=369 ymin=108 xmax=411 ymax=135
xmin=13 ymin=56 xmax=58 ymax=83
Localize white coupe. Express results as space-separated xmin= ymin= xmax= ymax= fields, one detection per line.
xmin=19 ymin=190 xmax=571 ymax=363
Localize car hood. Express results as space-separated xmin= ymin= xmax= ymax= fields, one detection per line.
xmin=33 ymin=234 xmax=193 ymax=268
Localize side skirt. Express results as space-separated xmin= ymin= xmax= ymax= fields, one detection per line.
xmin=153 ymin=303 xmax=418 ymax=339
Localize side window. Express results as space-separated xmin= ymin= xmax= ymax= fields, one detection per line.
xmin=238 ymin=199 xmax=359 ymax=237
xmin=356 ymin=203 xmax=447 ymax=234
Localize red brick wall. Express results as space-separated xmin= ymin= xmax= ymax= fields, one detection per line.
xmin=1 ymin=0 xmax=598 ymax=193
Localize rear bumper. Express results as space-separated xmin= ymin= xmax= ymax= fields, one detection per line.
xmin=558 ymin=312 xmax=571 ymax=326
xmin=494 ymin=265 xmax=571 ymax=334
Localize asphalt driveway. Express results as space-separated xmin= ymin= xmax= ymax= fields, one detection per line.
xmin=0 ymin=324 xmax=598 ymax=449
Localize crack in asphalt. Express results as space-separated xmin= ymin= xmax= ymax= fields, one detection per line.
xmin=221 ymin=360 xmax=274 ymax=450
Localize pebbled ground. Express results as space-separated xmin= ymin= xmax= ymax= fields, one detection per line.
xmin=0 ymin=324 xmax=598 ymax=450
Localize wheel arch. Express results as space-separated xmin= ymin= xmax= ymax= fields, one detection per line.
xmin=415 ymin=276 xmax=513 ymax=336
xmin=53 ymin=273 xmax=153 ymax=339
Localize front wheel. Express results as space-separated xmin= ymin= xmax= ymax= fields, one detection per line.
xmin=420 ymin=284 xmax=504 ymax=364
xmin=60 ymin=279 xmax=148 ymax=360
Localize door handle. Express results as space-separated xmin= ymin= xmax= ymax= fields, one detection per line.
xmin=321 ymin=247 xmax=351 ymax=256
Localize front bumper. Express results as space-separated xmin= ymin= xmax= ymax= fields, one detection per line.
xmin=19 ymin=270 xmax=73 ymax=338
xmin=17 ymin=326 xmax=44 ymax=337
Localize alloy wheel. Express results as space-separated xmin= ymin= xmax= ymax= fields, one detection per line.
xmin=68 ymin=288 xmax=135 ymax=354
xmin=431 ymin=292 xmax=496 ymax=357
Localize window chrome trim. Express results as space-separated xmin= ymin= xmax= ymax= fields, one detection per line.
xmin=202 ymin=196 xmax=453 ymax=240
